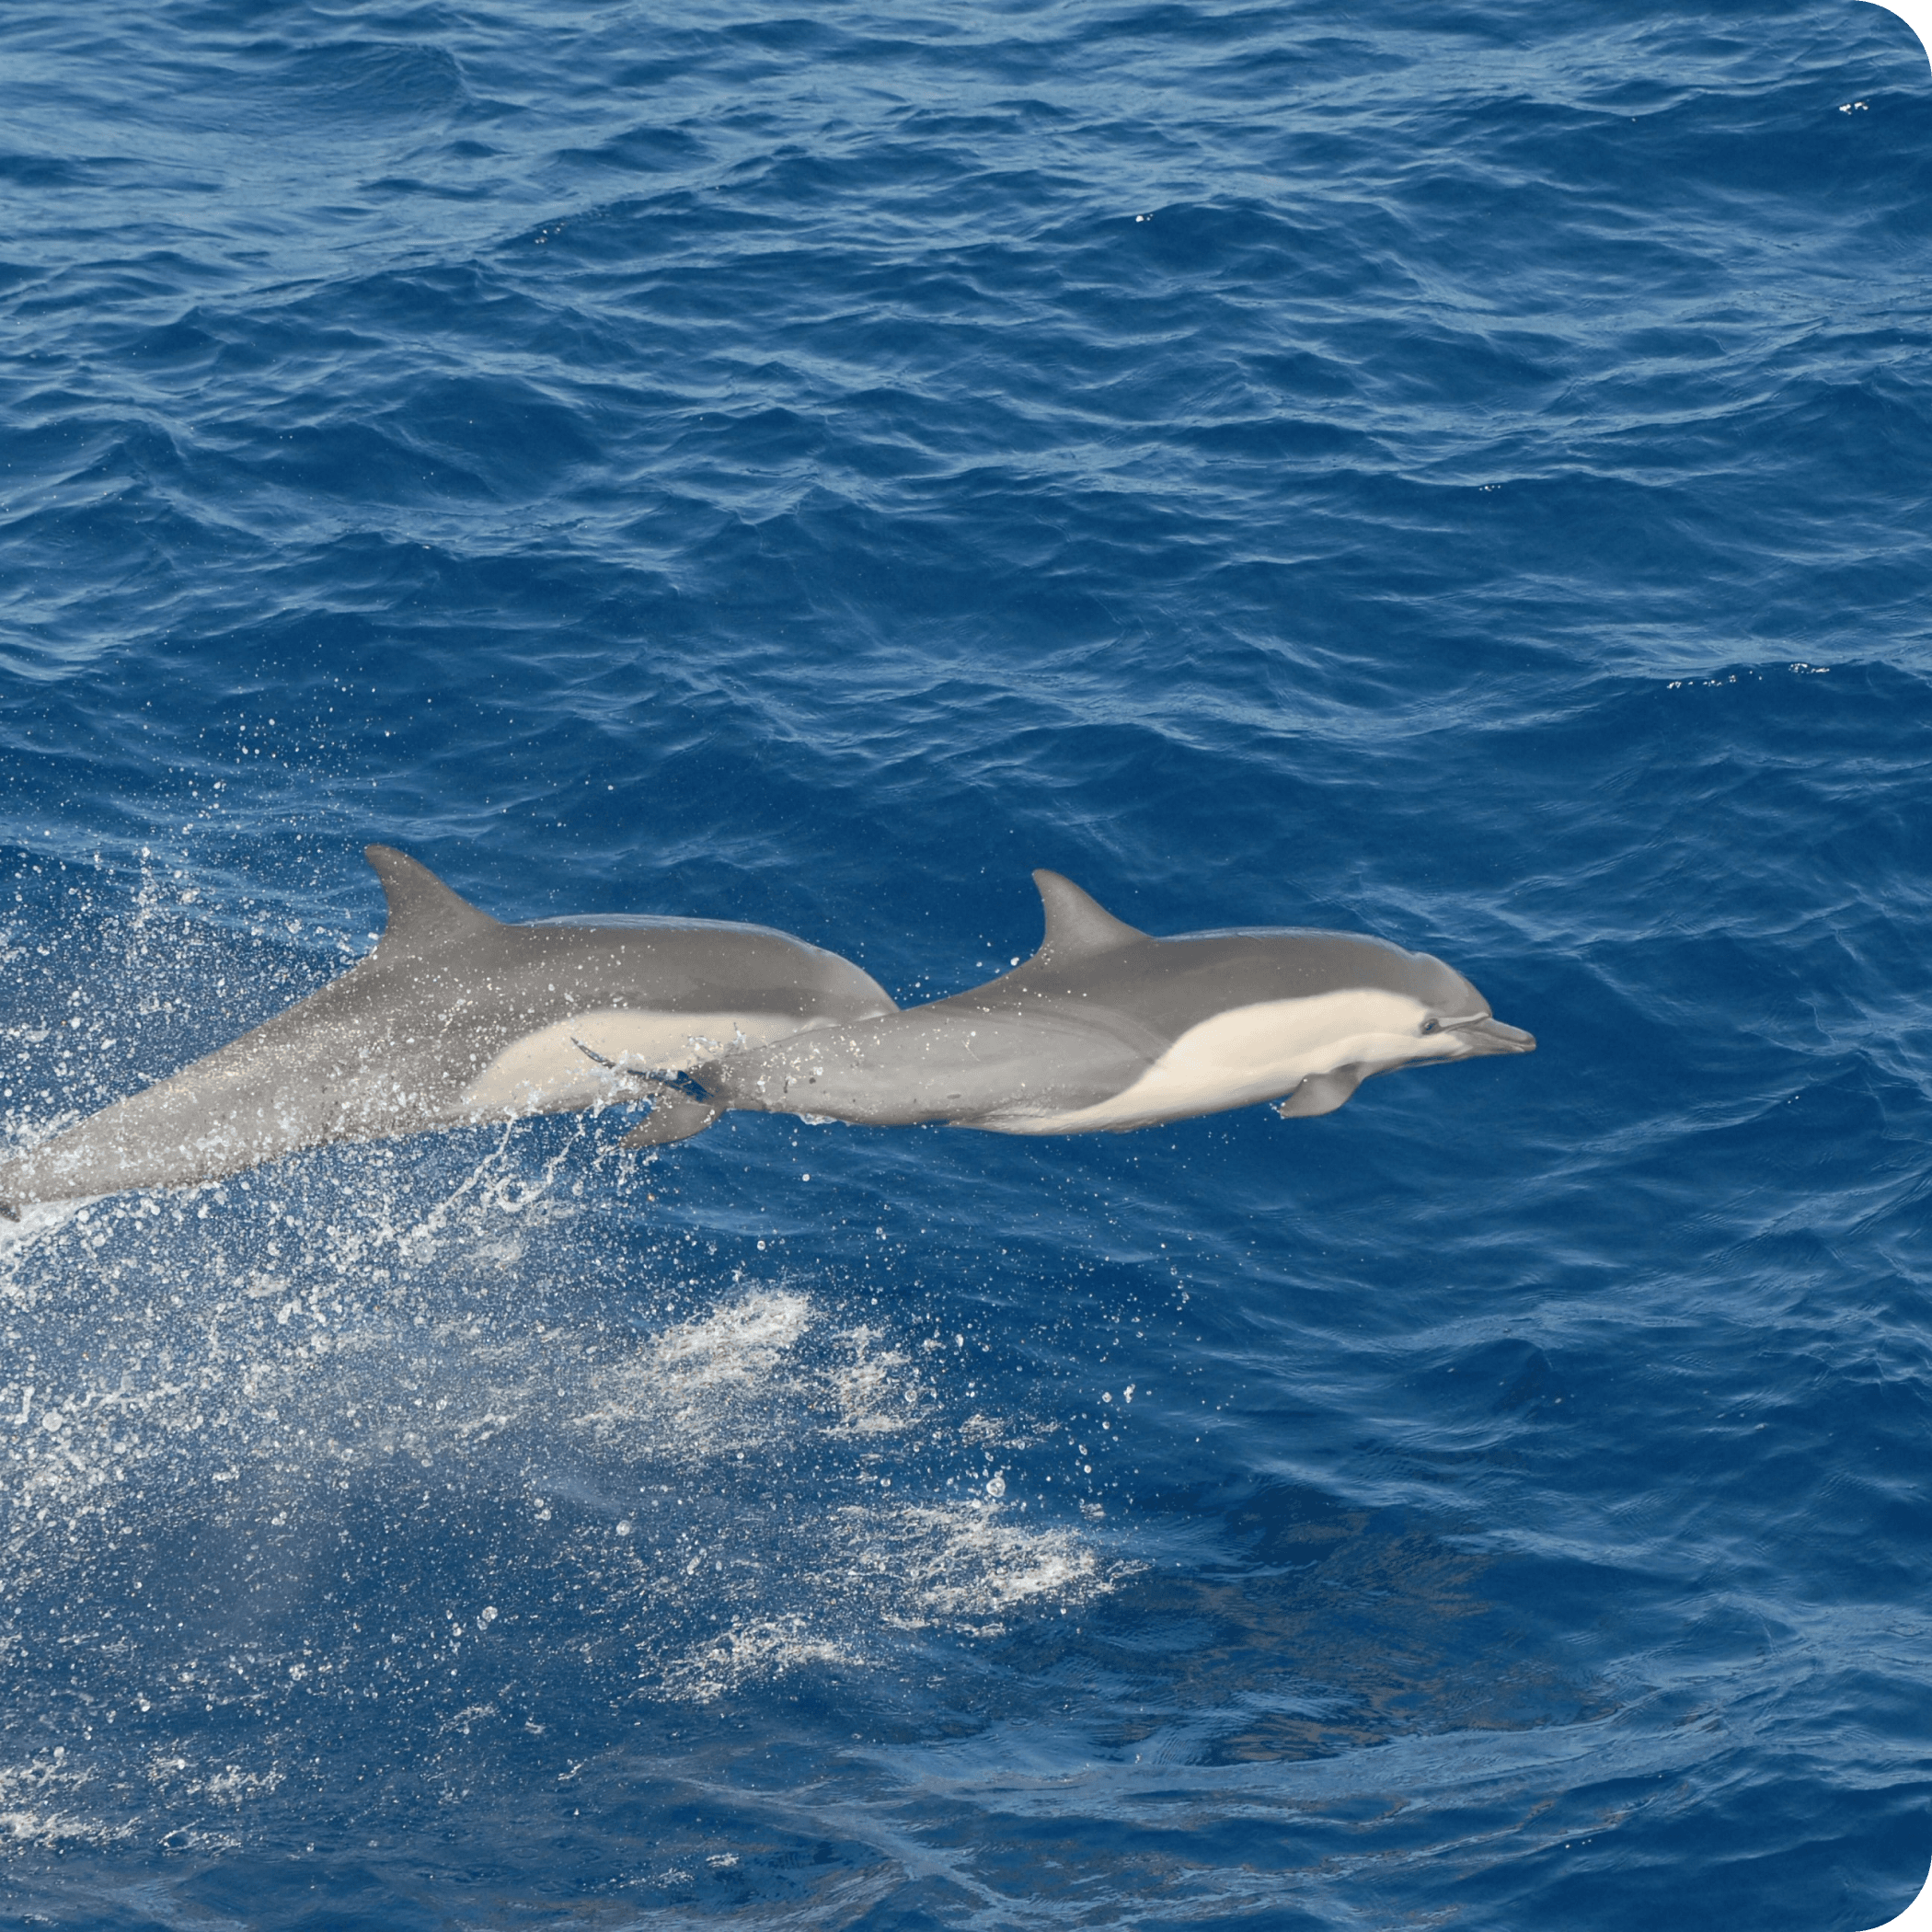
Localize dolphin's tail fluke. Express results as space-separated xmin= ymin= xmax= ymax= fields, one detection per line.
xmin=620 ymin=1086 xmax=724 ymax=1148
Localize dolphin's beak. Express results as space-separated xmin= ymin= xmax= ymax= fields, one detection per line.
xmin=1451 ymin=1016 xmax=1536 ymax=1055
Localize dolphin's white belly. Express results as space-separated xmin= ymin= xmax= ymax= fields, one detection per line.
xmin=461 ymin=1008 xmax=811 ymax=1116
xmin=984 ymin=989 xmax=1433 ymax=1133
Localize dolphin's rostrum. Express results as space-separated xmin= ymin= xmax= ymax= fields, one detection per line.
xmin=0 ymin=846 xmax=898 ymax=1214
xmin=626 ymin=868 xmax=1534 ymax=1146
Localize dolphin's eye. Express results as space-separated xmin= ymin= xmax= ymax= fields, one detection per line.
xmin=1420 ymin=1018 xmax=1440 ymax=1035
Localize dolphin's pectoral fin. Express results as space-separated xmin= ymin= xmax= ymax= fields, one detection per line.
xmin=1275 ymin=1067 xmax=1364 ymax=1119
xmin=618 ymin=1071 xmax=723 ymax=1148
xmin=620 ymin=1089 xmax=723 ymax=1148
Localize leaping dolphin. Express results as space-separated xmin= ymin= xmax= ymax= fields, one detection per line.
xmin=0 ymin=846 xmax=898 ymax=1214
xmin=624 ymin=870 xmax=1534 ymax=1145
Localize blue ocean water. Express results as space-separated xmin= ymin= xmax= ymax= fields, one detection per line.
xmin=2 ymin=0 xmax=1930 ymax=1924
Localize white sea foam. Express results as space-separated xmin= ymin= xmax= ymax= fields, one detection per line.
xmin=660 ymin=1616 xmax=860 ymax=1703
xmin=652 ymin=1287 xmax=814 ymax=1382
xmin=0 ymin=1755 xmax=134 ymax=1850
xmin=0 ymin=1135 xmax=1124 ymax=1825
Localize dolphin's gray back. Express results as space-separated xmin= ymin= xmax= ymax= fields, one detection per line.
xmin=0 ymin=847 xmax=898 ymax=1211
xmin=528 ymin=913 xmax=809 ymax=937
xmin=343 ymin=848 xmax=891 ymax=1024
xmin=956 ymin=927 xmax=1457 ymax=1043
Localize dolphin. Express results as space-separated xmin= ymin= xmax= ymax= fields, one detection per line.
xmin=0 ymin=846 xmax=898 ymax=1214
xmin=623 ymin=869 xmax=1534 ymax=1145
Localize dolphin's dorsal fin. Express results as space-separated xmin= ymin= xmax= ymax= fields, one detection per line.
xmin=365 ymin=845 xmax=499 ymax=949
xmin=1030 ymin=869 xmax=1146 ymax=963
